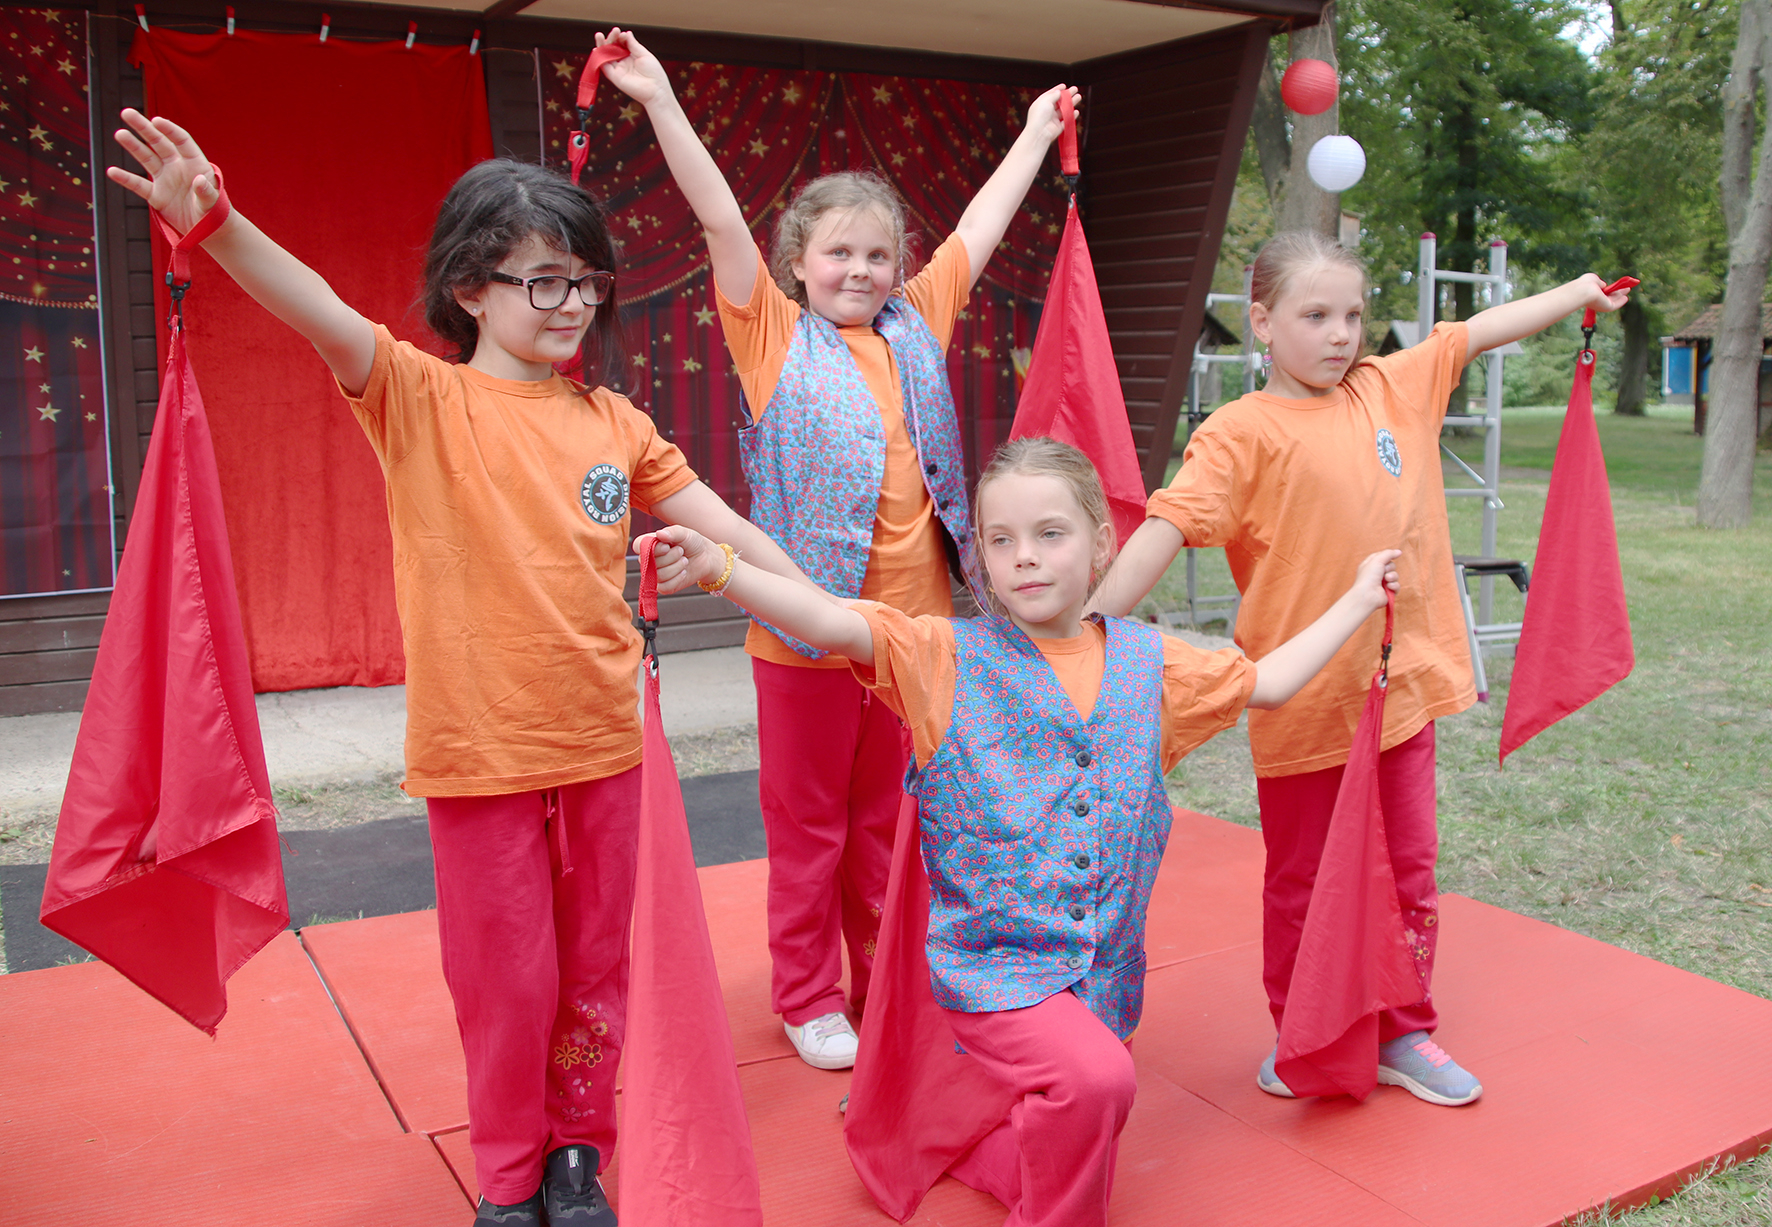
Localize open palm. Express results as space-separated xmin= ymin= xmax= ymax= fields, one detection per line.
xmin=595 ymin=29 xmax=671 ymax=105
xmin=107 ymin=108 xmax=220 ymax=235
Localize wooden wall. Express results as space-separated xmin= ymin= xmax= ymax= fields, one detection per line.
xmin=0 ymin=0 xmax=1286 ymax=715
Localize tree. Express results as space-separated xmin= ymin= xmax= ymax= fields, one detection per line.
xmin=1249 ymin=3 xmax=1343 ymax=239
xmin=1699 ymin=0 xmax=1771 ymax=527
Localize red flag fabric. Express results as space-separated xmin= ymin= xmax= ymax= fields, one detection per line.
xmin=1499 ymin=351 xmax=1634 ymax=764
xmin=620 ymin=537 xmax=764 ymax=1226
xmin=845 ymin=774 xmax=1017 ymax=1221
xmin=40 ymin=309 xmax=286 ymax=1036
xmin=1274 ymin=596 xmax=1423 ymax=1100
xmin=1008 ymin=197 xmax=1147 ymax=545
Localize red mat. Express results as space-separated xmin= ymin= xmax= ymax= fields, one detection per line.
xmin=4 ymin=810 xmax=1770 ymax=1226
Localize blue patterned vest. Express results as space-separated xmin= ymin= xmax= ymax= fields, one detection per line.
xmin=738 ymin=298 xmax=975 ymax=658
xmin=908 ymin=614 xmax=1170 ymax=1041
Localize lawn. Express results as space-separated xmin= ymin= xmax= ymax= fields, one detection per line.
xmin=1154 ymin=403 xmax=1772 ymax=1224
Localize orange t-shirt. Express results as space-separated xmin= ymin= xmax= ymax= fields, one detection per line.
xmin=715 ymin=236 xmax=972 ymax=668
xmin=345 ymin=326 xmax=697 ymax=796
xmin=850 ymin=606 xmax=1257 ymax=773
xmin=1146 ymin=321 xmax=1476 ymax=777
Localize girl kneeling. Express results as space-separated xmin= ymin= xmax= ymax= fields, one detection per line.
xmin=652 ymin=437 xmax=1398 ymax=1227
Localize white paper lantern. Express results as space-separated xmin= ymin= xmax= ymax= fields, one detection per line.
xmin=1307 ymin=135 xmax=1366 ymax=193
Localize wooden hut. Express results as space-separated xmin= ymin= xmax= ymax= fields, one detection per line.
xmin=1666 ymin=303 xmax=1772 ymax=437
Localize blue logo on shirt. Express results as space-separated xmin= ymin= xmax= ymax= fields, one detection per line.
xmin=580 ymin=464 xmax=630 ymax=525
xmin=1375 ymin=428 xmax=1402 ymax=477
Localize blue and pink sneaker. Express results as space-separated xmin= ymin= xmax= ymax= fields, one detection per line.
xmin=1378 ymin=1031 xmax=1483 ymax=1106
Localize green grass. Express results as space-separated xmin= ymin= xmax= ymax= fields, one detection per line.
xmin=1160 ymin=404 xmax=1772 ymax=1224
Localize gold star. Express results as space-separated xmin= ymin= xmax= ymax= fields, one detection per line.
xmin=682 ymin=357 xmax=703 ymax=372
xmin=631 ymin=354 xmax=646 ymax=366
xmin=70 ymin=336 xmax=86 ymax=348
xmin=662 ymin=333 xmax=672 ymax=343
xmin=716 ymin=75 xmax=728 ymax=87
xmin=24 ymin=346 xmax=44 ymax=362
xmin=873 ymin=85 xmax=891 ymax=103
xmin=85 ymin=411 xmax=96 ymax=421
xmin=748 ymin=137 xmax=769 ymax=156
xmin=63 ymin=569 xmax=72 ymax=577
xmin=28 ymin=123 xmax=49 ymax=144
xmin=544 ymin=99 xmax=560 ymax=112
xmin=619 ymin=103 xmax=639 ymax=123
xmin=890 ymin=152 xmax=906 ymax=167
xmin=553 ymin=58 xmax=576 ymax=81
xmin=18 ymin=190 xmax=39 ymax=209
xmin=28 ymin=43 xmax=45 ymax=56
xmin=56 ymin=57 xmax=76 ymax=75
xmin=782 ymin=83 xmax=802 ymax=105
xmin=39 ymin=383 xmax=50 ymax=394
xmin=38 ymin=402 xmax=60 ymax=421
xmin=694 ymin=306 xmax=715 ymax=325
xmin=900 ymin=113 xmax=917 ymax=130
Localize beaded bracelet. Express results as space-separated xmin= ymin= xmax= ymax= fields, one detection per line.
xmin=698 ymin=542 xmax=738 ymax=595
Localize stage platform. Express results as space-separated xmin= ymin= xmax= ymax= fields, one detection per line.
xmin=3 ymin=810 xmax=1769 ymax=1226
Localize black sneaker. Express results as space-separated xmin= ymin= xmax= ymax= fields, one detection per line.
xmin=543 ymin=1144 xmax=617 ymax=1224
xmin=473 ymin=1191 xmax=542 ymax=1224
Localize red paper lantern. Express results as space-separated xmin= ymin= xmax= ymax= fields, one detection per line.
xmin=1281 ymin=58 xmax=1339 ymax=115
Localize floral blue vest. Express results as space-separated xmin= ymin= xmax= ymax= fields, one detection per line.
xmin=908 ymin=614 xmax=1170 ymax=1040
xmin=738 ymin=298 xmax=975 ymax=658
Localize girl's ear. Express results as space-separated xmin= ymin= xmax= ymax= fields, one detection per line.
xmin=453 ymin=284 xmax=487 ymax=320
xmin=1092 ymin=521 xmax=1115 ymax=582
xmin=1248 ymin=300 xmax=1273 ymax=346
xmin=789 ymin=256 xmax=807 ymax=286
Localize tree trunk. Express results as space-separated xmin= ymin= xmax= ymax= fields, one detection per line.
xmin=1700 ymin=0 xmax=1772 ymax=528
xmin=1275 ymin=4 xmax=1341 ymax=238
xmin=1614 ymin=297 xmax=1649 ymax=415
xmin=1251 ymin=43 xmax=1290 ymax=208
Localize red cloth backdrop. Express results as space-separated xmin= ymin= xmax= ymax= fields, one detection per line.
xmin=0 ymin=10 xmax=113 ymax=597
xmin=545 ymin=57 xmax=1067 ymax=521
xmin=133 ymin=29 xmax=492 ymax=690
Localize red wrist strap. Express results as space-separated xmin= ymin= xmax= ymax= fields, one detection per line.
xmin=568 ymin=43 xmax=631 ymax=186
xmin=1056 ymin=88 xmax=1079 ymax=179
xmin=1378 ymin=590 xmax=1395 ymax=686
xmin=152 ymin=166 xmax=231 ymax=291
xmin=634 ymin=532 xmax=661 ymax=663
xmin=1581 ymin=276 xmax=1639 ymax=330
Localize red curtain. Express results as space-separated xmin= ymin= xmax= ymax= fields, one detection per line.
xmin=545 ymin=57 xmax=1066 ymax=518
xmin=133 ymin=29 xmax=492 ymax=691
xmin=0 ymin=10 xmax=112 ymax=598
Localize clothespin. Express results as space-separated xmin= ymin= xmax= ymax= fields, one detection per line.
xmin=318 ymin=13 xmax=330 ymax=43
xmin=134 ymin=4 xmax=149 ymax=31
xmin=225 ymin=6 xmax=235 ymax=34
xmin=469 ymin=28 xmax=480 ymax=55
xmin=405 ymin=21 xmax=417 ymax=49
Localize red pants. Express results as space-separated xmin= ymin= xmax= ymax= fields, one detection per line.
xmin=426 ymin=768 xmax=640 ymax=1205
xmin=753 ymin=658 xmax=903 ymax=1025
xmin=1256 ymin=722 xmax=1439 ymax=1042
xmin=945 ymin=990 xmax=1137 ymax=1227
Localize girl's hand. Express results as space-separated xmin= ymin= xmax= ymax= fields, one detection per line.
xmin=1352 ymin=549 xmax=1402 ymax=613
xmin=596 ymin=28 xmax=674 ymax=108
xmin=107 ymin=110 xmax=222 ymax=236
xmin=1577 ymin=272 xmax=1633 ymax=317
xmin=1022 ymin=84 xmax=1083 ymax=147
xmin=646 ymin=524 xmax=719 ymax=595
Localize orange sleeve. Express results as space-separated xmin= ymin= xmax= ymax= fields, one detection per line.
xmin=712 ymin=248 xmax=802 ymax=424
xmin=1145 ymin=416 xmax=1250 ymax=549
xmin=340 ymin=324 xmax=454 ymax=469
xmin=1358 ymin=320 xmax=1470 ymax=425
xmin=848 ymin=603 xmax=957 ymax=768
xmin=1158 ymin=635 xmax=1258 ymax=773
xmin=901 ymin=233 xmax=972 ymax=350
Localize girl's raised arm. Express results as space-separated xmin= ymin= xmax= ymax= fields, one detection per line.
xmin=108 ymin=110 xmax=376 ymax=396
xmin=649 ymin=525 xmax=875 ymax=663
xmin=953 ymin=84 xmax=1080 ymax=291
xmin=598 ymin=29 xmax=760 ymax=305
xmin=1463 ymin=274 xmax=1632 ymax=364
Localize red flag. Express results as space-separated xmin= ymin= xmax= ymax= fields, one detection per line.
xmin=1499 ymin=351 xmax=1634 ymax=765
xmin=620 ymin=538 xmax=764 ymax=1226
xmin=1008 ymin=196 xmax=1147 ymax=545
xmin=845 ymin=772 xmax=1017 ymax=1221
xmin=1274 ymin=596 xmax=1423 ymax=1100
xmin=40 ymin=310 xmax=286 ymax=1036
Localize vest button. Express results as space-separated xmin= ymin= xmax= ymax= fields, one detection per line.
xmin=1074 ymin=750 xmax=1092 ymax=768
xmin=938 ymin=498 xmax=950 ymax=510
xmin=1069 ymin=905 xmax=1087 ymax=921
xmin=925 ymin=461 xmax=939 ymax=475
xmin=1066 ymin=955 xmax=1083 ymax=969
xmin=1073 ymin=853 xmax=1091 ymax=869
xmin=1073 ymin=800 xmax=1089 ymax=817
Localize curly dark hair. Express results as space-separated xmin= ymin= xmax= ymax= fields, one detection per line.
xmin=420 ymin=159 xmax=625 ymax=387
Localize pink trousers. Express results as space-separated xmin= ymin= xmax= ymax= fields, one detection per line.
xmin=944 ymin=990 xmax=1137 ymax=1227
xmin=426 ymin=768 xmax=640 ymax=1204
xmin=1255 ymin=722 xmax=1439 ymax=1042
xmin=753 ymin=658 xmax=903 ymax=1025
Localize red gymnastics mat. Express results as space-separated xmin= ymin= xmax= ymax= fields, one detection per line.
xmin=4 ymin=810 xmax=1770 ymax=1226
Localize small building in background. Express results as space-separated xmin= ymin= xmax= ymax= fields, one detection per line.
xmin=1666 ymin=304 xmax=1772 ymax=437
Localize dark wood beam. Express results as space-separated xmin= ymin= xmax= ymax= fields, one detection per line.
xmin=480 ymin=0 xmax=537 ymax=19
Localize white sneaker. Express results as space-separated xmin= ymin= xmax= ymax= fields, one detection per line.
xmin=784 ymin=1011 xmax=859 ymax=1070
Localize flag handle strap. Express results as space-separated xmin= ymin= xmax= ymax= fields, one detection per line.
xmin=569 ymin=42 xmax=631 ymax=186
xmin=151 ymin=166 xmax=231 ymax=326
xmin=1579 ymin=275 xmax=1639 ymax=354
xmin=1057 ymin=87 xmax=1080 ymax=197
xmin=634 ymin=532 xmax=661 ymax=671
xmin=1378 ymin=590 xmax=1395 ymax=688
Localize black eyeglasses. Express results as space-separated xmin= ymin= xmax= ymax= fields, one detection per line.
xmin=486 ymin=269 xmax=616 ymax=310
